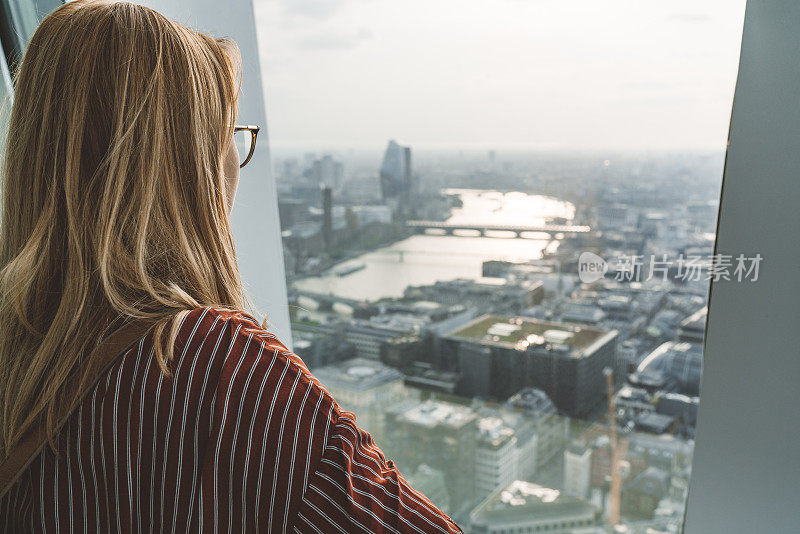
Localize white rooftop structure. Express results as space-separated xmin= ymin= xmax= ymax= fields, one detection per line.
xmin=313 ymin=357 xmax=404 ymax=393
xmin=487 ymin=322 xmax=521 ymax=337
xmin=400 ymin=400 xmax=477 ymax=429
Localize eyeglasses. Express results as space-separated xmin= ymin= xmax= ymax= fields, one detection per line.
xmin=233 ymin=125 xmax=260 ymax=168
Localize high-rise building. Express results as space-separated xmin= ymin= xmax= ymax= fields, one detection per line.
xmin=321 ymin=185 xmax=332 ymax=251
xmin=442 ymin=315 xmax=619 ymax=417
xmin=379 ymin=139 xmax=414 ymax=209
xmin=307 ymin=154 xmax=344 ymax=190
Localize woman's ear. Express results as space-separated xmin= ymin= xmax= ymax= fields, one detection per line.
xmin=222 ymin=137 xmax=240 ymax=213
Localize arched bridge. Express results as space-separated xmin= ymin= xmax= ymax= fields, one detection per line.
xmin=405 ymin=220 xmax=591 ymax=238
xmin=291 ymin=289 xmax=371 ymax=312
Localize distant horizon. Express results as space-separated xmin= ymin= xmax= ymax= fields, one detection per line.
xmin=256 ymin=0 xmax=746 ymax=152
xmin=269 ymin=142 xmax=728 ymax=157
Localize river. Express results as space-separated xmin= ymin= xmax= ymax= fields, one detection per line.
xmin=291 ymin=188 xmax=574 ymax=301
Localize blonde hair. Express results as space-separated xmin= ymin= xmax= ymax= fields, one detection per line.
xmin=0 ymin=0 xmax=265 ymax=456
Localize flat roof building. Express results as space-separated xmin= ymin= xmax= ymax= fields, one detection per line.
xmin=443 ymin=315 xmax=618 ymax=416
xmin=314 ymin=357 xmax=407 ymax=443
xmin=469 ymin=480 xmax=601 ymax=533
xmin=475 ymin=417 xmax=518 ymax=497
xmin=385 ymin=399 xmax=479 ymax=509
xmin=404 ymin=277 xmax=544 ymax=312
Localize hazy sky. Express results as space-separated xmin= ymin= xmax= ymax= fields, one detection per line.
xmin=254 ymin=0 xmax=746 ymax=151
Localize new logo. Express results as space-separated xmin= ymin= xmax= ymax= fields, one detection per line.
xmin=578 ymin=252 xmax=608 ymax=283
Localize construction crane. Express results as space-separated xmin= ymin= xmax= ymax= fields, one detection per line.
xmin=604 ymin=366 xmax=627 ymax=528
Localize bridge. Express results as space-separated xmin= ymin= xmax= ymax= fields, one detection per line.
xmin=405 ymin=220 xmax=591 ymax=238
xmin=291 ymin=289 xmax=373 ymax=312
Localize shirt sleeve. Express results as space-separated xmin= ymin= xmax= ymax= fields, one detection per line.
xmin=292 ymin=406 xmax=463 ymax=534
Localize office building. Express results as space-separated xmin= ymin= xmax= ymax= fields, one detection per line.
xmin=505 ymin=388 xmax=568 ymax=470
xmin=385 ymin=399 xmax=478 ymax=507
xmin=405 ymin=278 xmax=544 ymax=312
xmin=313 ymin=357 xmax=406 ymax=443
xmin=564 ymin=442 xmax=592 ymax=499
xmin=443 ymin=315 xmax=618 ymax=416
xmin=379 ymin=139 xmax=414 ymax=210
xmin=343 ymin=319 xmax=414 ymax=360
xmin=468 ymin=480 xmax=601 ymax=533
xmin=475 ymin=417 xmax=518 ymax=496
xmin=629 ymin=341 xmax=702 ymax=396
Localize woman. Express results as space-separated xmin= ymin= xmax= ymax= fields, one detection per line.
xmin=0 ymin=1 xmax=462 ymax=532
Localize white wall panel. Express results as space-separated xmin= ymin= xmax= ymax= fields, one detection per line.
xmin=140 ymin=0 xmax=293 ymax=348
xmin=684 ymin=1 xmax=800 ymax=531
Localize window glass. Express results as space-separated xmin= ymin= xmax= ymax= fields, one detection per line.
xmin=260 ymin=0 xmax=746 ymax=531
xmin=0 ymin=0 xmax=750 ymax=531
xmin=0 ymin=13 xmax=14 ymax=167
xmin=3 ymin=0 xmax=60 ymax=42
xmin=0 ymin=0 xmax=61 ymax=70
xmin=0 ymin=38 xmax=10 ymax=106
xmin=5 ymin=0 xmax=40 ymax=42
xmin=0 ymin=0 xmax=58 ymax=171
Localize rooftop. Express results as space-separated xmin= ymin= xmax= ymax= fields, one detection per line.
xmin=566 ymin=441 xmax=591 ymax=457
xmin=313 ymin=357 xmax=404 ymax=392
xmin=505 ymin=387 xmax=557 ymax=418
xmin=625 ymin=467 xmax=670 ymax=499
xmin=561 ymin=303 xmax=606 ymax=324
xmin=477 ymin=417 xmax=516 ymax=448
xmin=393 ymin=399 xmax=477 ymax=429
xmin=470 ymin=480 xmax=598 ymax=523
xmin=635 ymin=412 xmax=677 ymax=434
xmin=447 ymin=314 xmax=615 ymax=356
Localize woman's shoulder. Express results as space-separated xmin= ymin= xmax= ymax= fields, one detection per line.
xmin=171 ymin=305 xmax=338 ymax=416
xmin=174 ymin=304 xmax=317 ymax=371
xmin=175 ymin=305 xmax=290 ymax=355
xmin=173 ymin=306 xmax=298 ymax=364
xmin=121 ymin=305 xmax=348 ymax=529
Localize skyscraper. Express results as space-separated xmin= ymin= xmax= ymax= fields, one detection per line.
xmin=379 ymin=139 xmax=414 ymax=210
xmin=321 ymin=185 xmax=332 ymax=251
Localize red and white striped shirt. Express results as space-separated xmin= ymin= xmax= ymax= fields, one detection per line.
xmin=0 ymin=306 xmax=462 ymax=533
